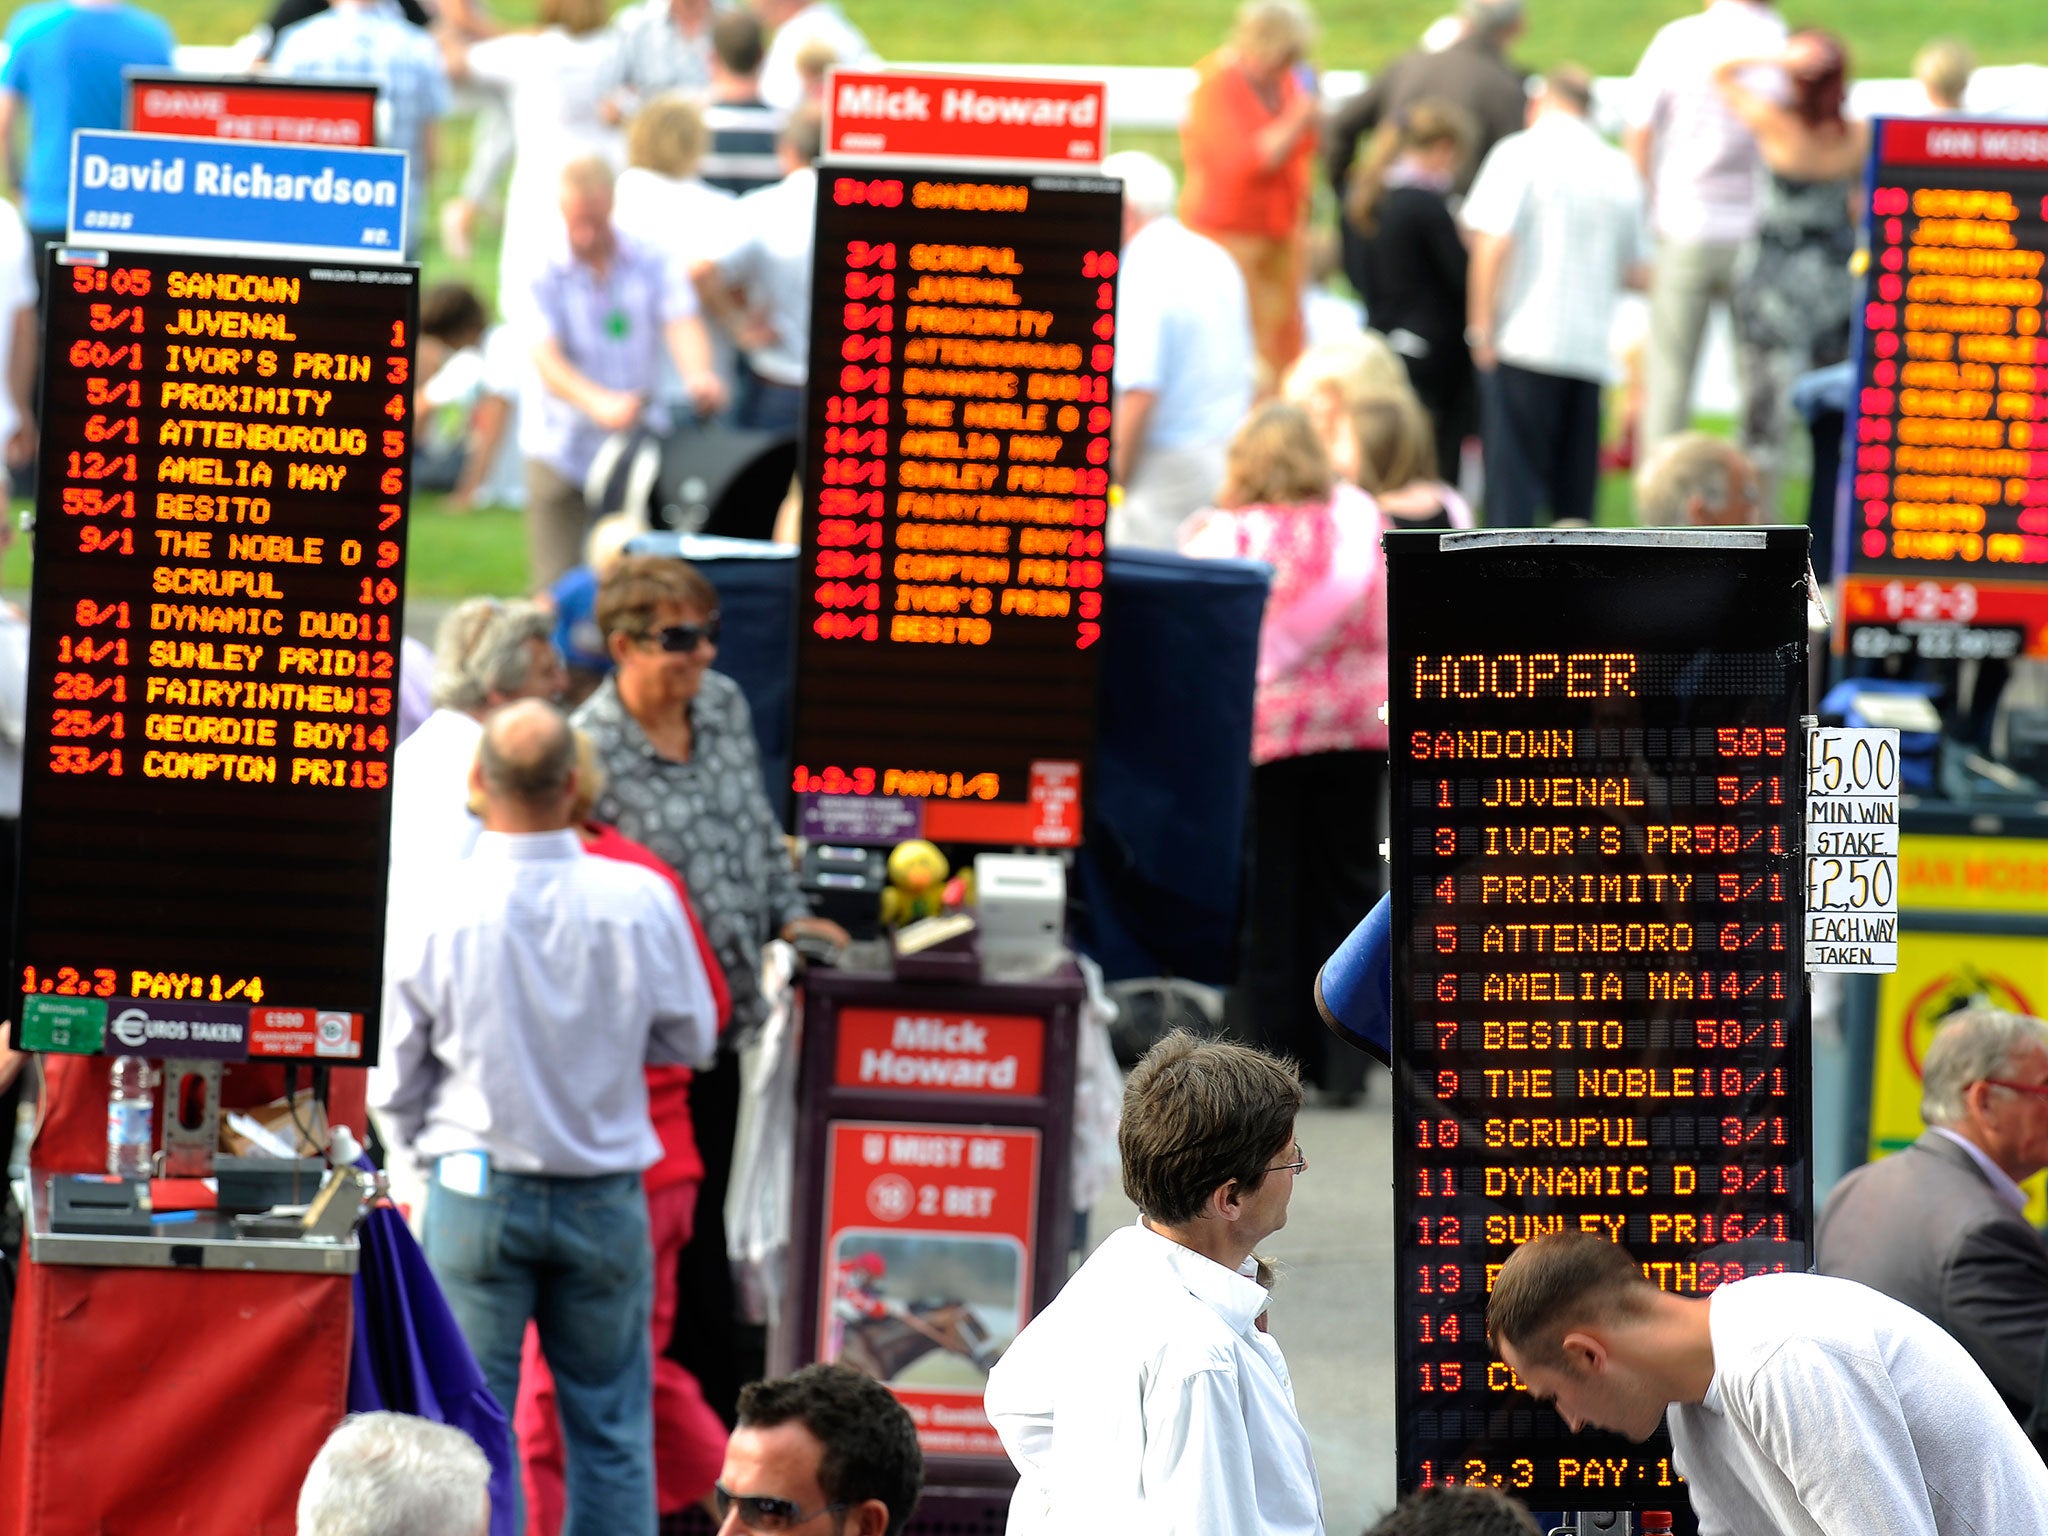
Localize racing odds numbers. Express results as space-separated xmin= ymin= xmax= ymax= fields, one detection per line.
xmin=15 ymin=249 xmax=416 ymax=1053
xmin=1386 ymin=530 xmax=1813 ymax=1507
xmin=791 ymin=169 xmax=1120 ymax=848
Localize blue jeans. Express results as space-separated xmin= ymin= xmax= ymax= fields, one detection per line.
xmin=425 ymin=1167 xmax=656 ymax=1536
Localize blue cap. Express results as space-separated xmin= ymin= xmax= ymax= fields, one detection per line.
xmin=1316 ymin=894 xmax=1391 ymax=1065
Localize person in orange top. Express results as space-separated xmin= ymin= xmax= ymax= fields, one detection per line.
xmin=512 ymin=731 xmax=735 ymax=1535
xmin=1181 ymin=0 xmax=1322 ymax=387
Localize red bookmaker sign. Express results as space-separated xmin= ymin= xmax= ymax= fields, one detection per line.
xmin=833 ymin=1008 xmax=1045 ymax=1097
xmin=818 ymin=1121 xmax=1040 ymax=1459
xmin=126 ymin=72 xmax=379 ymax=147
xmin=825 ymin=69 xmax=1106 ymax=167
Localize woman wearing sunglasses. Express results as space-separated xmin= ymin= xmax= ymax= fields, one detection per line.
xmin=572 ymin=553 xmax=851 ymax=1416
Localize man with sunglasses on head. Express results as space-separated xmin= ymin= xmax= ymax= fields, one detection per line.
xmin=985 ymin=1030 xmax=1323 ymax=1535
xmin=1818 ymin=1006 xmax=2048 ymax=1452
xmin=714 ymin=1363 xmax=921 ymax=1535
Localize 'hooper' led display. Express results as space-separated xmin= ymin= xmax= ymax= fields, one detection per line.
xmin=1388 ymin=530 xmax=1812 ymax=1508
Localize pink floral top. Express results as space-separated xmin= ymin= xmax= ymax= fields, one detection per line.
xmin=1181 ymin=482 xmax=1389 ymax=764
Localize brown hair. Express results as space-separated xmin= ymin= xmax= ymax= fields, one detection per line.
xmin=1543 ymin=64 xmax=1594 ymax=116
xmin=541 ymin=0 xmax=611 ymax=37
xmin=1345 ymin=98 xmax=1474 ymax=238
xmin=712 ymin=9 xmax=765 ymax=76
xmin=628 ymin=94 xmax=709 ymax=178
xmin=595 ymin=554 xmax=720 ymax=644
xmin=1219 ymin=401 xmax=1335 ymax=508
xmin=1366 ymin=1486 xmax=1541 ymax=1536
xmin=1788 ymin=30 xmax=1849 ymax=129
xmin=1351 ymin=390 xmax=1436 ymax=494
xmin=1119 ymin=1030 xmax=1302 ymax=1225
xmin=1486 ymin=1232 xmax=1656 ymax=1368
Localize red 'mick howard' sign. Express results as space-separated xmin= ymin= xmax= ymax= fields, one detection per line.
xmin=825 ymin=69 xmax=1106 ymax=168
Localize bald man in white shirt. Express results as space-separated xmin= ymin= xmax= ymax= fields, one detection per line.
xmin=375 ymin=699 xmax=716 ymax=1536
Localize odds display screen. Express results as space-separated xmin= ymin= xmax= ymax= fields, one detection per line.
xmin=1387 ymin=530 xmax=1811 ymax=1508
xmin=15 ymin=248 xmax=415 ymax=1059
xmin=1841 ymin=117 xmax=2048 ymax=662
xmin=789 ymin=168 xmax=1120 ymax=849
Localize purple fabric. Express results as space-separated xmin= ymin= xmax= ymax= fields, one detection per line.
xmin=348 ymin=1193 xmax=518 ymax=1536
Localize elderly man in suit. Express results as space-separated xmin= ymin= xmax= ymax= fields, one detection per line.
xmin=1817 ymin=1006 xmax=2048 ymax=1448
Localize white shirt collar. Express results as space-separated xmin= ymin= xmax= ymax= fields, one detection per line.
xmin=1132 ymin=1219 xmax=1270 ymax=1334
xmin=1930 ymin=1125 xmax=2030 ymax=1212
xmin=471 ymin=828 xmax=585 ymax=861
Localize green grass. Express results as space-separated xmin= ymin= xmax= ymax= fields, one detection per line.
xmin=18 ymin=0 xmax=2041 ymax=75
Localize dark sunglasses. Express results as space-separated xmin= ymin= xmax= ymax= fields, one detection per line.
xmin=712 ymin=1485 xmax=848 ymax=1531
xmin=646 ymin=613 xmax=720 ymax=653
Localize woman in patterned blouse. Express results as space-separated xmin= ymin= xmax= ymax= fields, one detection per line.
xmin=571 ymin=552 xmax=847 ymax=1413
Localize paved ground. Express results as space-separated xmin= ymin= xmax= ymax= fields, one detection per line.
xmin=1081 ymin=1088 xmax=1400 ymax=1535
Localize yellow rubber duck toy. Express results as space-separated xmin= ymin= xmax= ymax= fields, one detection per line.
xmin=881 ymin=839 xmax=950 ymax=928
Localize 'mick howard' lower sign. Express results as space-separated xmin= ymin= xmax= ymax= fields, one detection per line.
xmin=68 ymin=129 xmax=408 ymax=262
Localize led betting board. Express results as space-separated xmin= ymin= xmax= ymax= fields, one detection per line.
xmin=1387 ymin=530 xmax=1812 ymax=1508
xmin=1841 ymin=117 xmax=2048 ymax=662
xmin=14 ymin=248 xmax=416 ymax=1061
xmin=789 ymin=168 xmax=1121 ymax=849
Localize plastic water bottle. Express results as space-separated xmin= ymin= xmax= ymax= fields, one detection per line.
xmin=107 ymin=1056 xmax=155 ymax=1179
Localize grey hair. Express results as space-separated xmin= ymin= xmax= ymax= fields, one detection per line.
xmin=433 ymin=600 xmax=556 ymax=712
xmin=1635 ymin=432 xmax=1739 ymax=526
xmin=470 ymin=602 xmax=557 ymax=704
xmin=1461 ymin=0 xmax=1525 ymax=41
xmin=429 ymin=597 xmax=504 ymax=710
xmin=1101 ymin=151 xmax=1177 ymax=222
xmin=296 ymin=1413 xmax=489 ymax=1536
xmin=1921 ymin=1008 xmax=2048 ymax=1126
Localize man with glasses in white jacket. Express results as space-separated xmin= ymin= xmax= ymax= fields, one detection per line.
xmin=986 ymin=1030 xmax=1323 ymax=1535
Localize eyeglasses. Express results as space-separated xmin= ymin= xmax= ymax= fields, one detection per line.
xmin=712 ymin=1485 xmax=848 ymax=1532
xmin=1267 ymin=1142 xmax=1307 ymax=1175
xmin=643 ymin=614 xmax=720 ymax=653
xmin=1983 ymin=1078 xmax=2048 ymax=1103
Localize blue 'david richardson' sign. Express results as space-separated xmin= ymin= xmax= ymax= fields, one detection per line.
xmin=68 ymin=129 xmax=408 ymax=262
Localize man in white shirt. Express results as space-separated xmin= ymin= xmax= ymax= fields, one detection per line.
xmin=1464 ymin=67 xmax=1649 ymax=527
xmin=375 ymin=699 xmax=718 ymax=1536
xmin=693 ymin=105 xmax=819 ymax=435
xmin=985 ymin=1031 xmax=1324 ymax=1536
xmin=752 ymin=0 xmax=875 ymax=112
xmin=1818 ymin=1007 xmax=2048 ymax=1441
xmin=514 ymin=157 xmax=727 ymax=587
xmin=1625 ymin=0 xmax=1787 ymax=457
xmin=1101 ymin=151 xmax=1255 ymax=551
xmin=1489 ymin=1232 xmax=2048 ymax=1536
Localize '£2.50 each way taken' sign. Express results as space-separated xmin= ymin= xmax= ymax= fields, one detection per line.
xmin=1805 ymin=727 xmax=1900 ymax=973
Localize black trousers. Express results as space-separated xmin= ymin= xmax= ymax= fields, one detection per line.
xmin=664 ymin=1046 xmax=763 ymax=1424
xmin=1404 ymin=353 xmax=1477 ymax=487
xmin=1224 ymin=750 xmax=1386 ymax=1094
xmin=1479 ymin=362 xmax=1603 ymax=527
